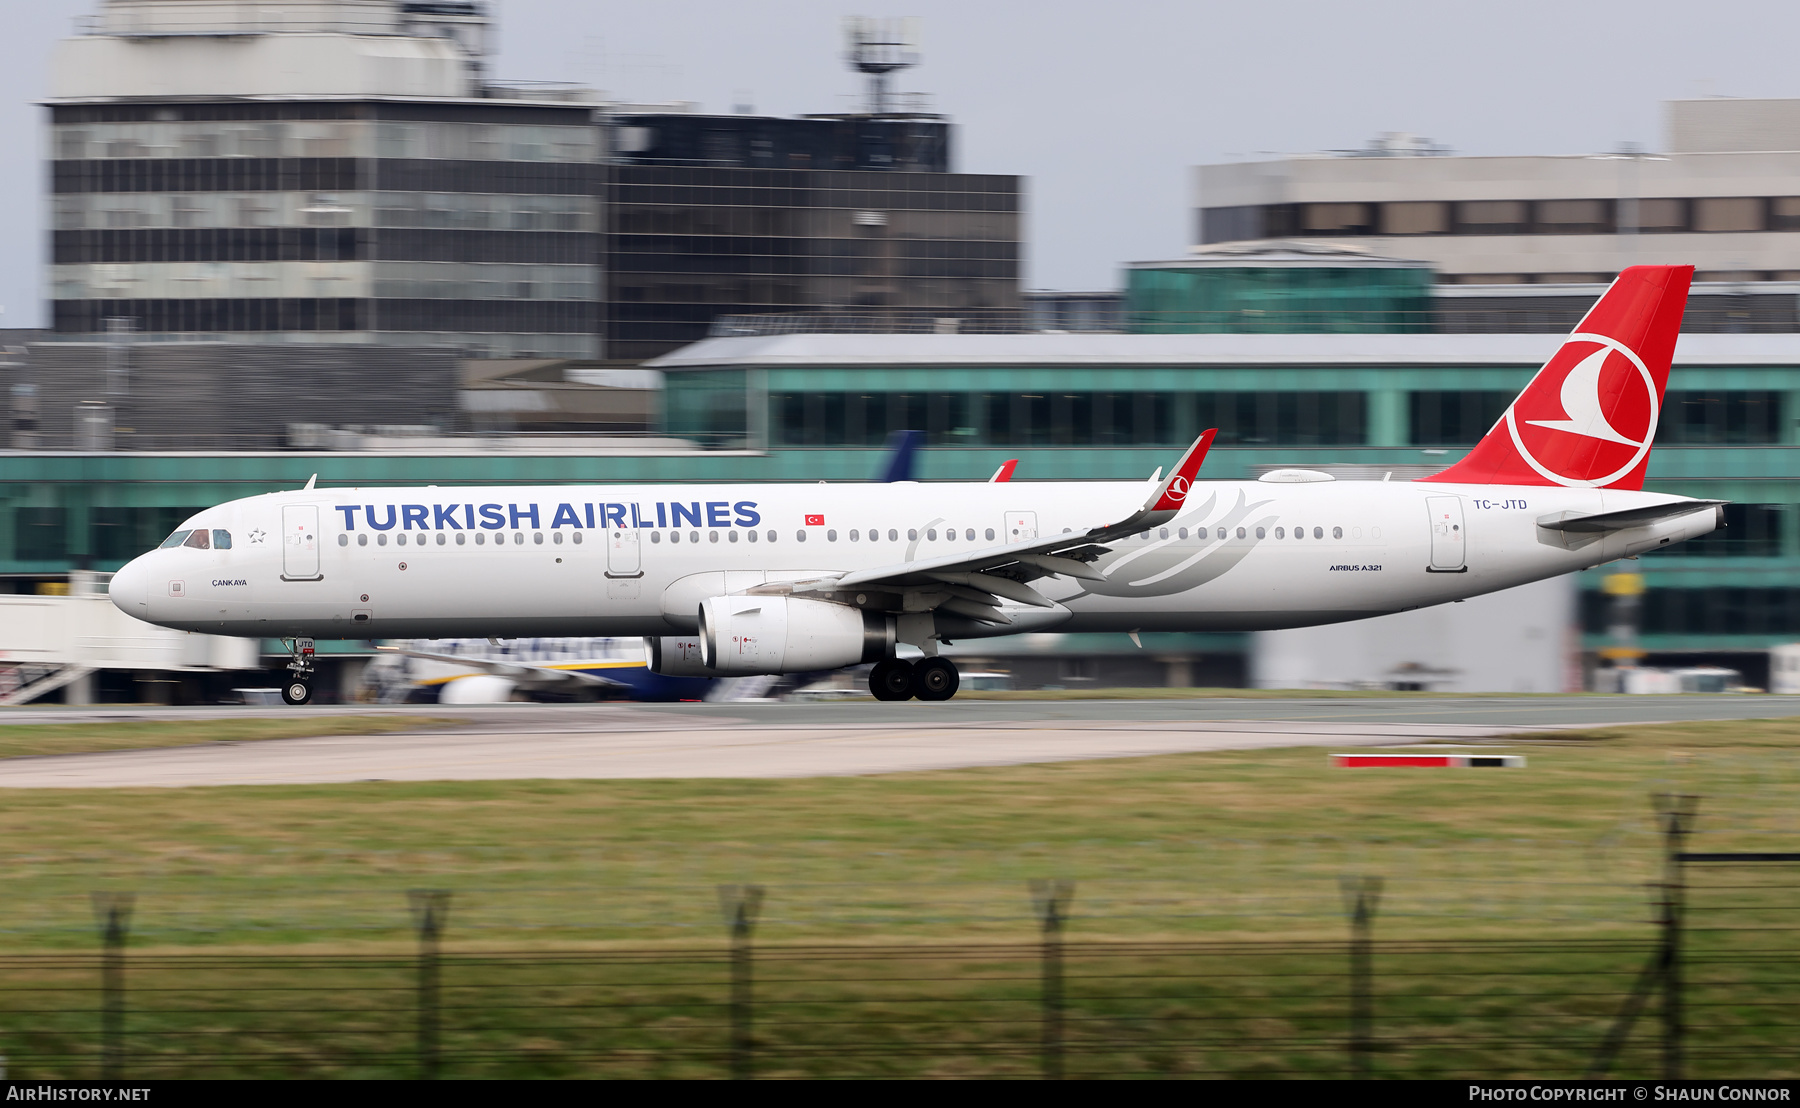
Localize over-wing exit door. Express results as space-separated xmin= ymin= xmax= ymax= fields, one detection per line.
xmin=1005 ymin=511 xmax=1038 ymax=541
xmin=282 ymin=504 xmax=321 ymax=580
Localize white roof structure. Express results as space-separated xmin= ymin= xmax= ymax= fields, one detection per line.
xmin=650 ymin=331 xmax=1800 ymax=370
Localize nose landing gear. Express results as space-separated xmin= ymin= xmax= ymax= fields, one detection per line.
xmin=281 ymin=637 xmax=316 ymax=706
xmin=866 ymin=656 xmax=961 ymax=702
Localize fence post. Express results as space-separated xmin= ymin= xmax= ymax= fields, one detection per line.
xmin=407 ymin=890 xmax=451 ymax=1080
xmin=1029 ymin=879 xmax=1075 ymax=1080
xmin=90 ymin=893 xmax=134 ymax=1081
xmin=1339 ymin=876 xmax=1382 ymax=1079
xmin=717 ymin=884 xmax=764 ymax=1080
xmin=1654 ymin=793 xmax=1698 ymax=1082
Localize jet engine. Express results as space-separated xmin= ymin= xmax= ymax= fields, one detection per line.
xmin=698 ymin=595 xmax=893 ymax=675
xmin=644 ymin=636 xmax=712 ymax=676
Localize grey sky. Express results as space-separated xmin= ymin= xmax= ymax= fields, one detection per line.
xmin=4 ymin=0 xmax=1798 ymax=326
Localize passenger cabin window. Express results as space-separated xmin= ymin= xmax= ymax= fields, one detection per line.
xmin=160 ymin=530 xmax=192 ymax=549
xmin=182 ymin=529 xmax=210 ymax=549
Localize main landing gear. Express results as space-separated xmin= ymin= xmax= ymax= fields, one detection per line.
xmin=281 ymin=637 xmax=316 ymax=706
xmin=868 ymin=656 xmax=960 ymax=702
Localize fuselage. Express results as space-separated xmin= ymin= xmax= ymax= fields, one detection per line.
xmin=108 ymin=478 xmax=1717 ymax=640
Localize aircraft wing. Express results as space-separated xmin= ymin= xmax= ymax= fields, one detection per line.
xmin=376 ymin=646 xmax=631 ymax=689
xmin=771 ymin=431 xmax=1216 ymax=625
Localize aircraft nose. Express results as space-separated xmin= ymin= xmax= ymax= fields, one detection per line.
xmin=110 ymin=556 xmax=150 ymax=619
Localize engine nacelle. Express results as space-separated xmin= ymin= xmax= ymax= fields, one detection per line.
xmin=644 ymin=636 xmax=714 ymax=676
xmin=698 ymin=595 xmax=893 ymax=675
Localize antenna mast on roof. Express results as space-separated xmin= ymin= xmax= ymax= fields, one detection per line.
xmin=843 ymin=16 xmax=920 ymax=117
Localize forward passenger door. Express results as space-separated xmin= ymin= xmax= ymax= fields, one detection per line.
xmin=281 ymin=504 xmax=322 ymax=581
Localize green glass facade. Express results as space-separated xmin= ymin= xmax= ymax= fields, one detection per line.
xmin=1125 ymin=264 xmax=1435 ymax=334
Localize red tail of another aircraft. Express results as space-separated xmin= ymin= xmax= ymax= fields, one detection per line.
xmin=1419 ymin=264 xmax=1693 ymax=490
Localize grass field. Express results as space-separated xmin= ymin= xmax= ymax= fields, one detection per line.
xmin=0 ymin=714 xmax=1794 ymax=1077
xmin=0 ymin=716 xmax=1793 ymax=949
xmin=0 ymin=716 xmax=457 ymax=761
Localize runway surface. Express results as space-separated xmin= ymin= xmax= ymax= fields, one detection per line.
xmin=0 ymin=695 xmax=1794 ymax=788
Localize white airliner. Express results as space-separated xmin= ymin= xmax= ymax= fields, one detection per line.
xmin=111 ymin=265 xmax=1722 ymax=704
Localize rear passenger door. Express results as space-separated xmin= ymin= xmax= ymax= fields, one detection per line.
xmin=1425 ymin=496 xmax=1466 ymax=572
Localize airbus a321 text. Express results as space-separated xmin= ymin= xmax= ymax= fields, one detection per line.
xmin=112 ymin=265 xmax=1722 ymax=704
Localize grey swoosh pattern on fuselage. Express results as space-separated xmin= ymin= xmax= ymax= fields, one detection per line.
xmin=1067 ymin=490 xmax=1278 ymax=600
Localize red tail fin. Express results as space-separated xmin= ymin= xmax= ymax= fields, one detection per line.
xmin=1420 ymin=264 xmax=1692 ymax=489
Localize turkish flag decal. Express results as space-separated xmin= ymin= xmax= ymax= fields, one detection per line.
xmin=805 ymin=514 xmax=825 ymax=526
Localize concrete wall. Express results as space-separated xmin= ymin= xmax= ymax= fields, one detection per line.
xmin=1250 ymin=575 xmax=1577 ymax=693
xmin=51 ymin=32 xmax=470 ymax=101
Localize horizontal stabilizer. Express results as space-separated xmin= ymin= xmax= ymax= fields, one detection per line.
xmin=1536 ymin=500 xmax=1726 ymax=534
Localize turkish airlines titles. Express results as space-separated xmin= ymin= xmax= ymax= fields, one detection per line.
xmin=335 ymin=500 xmax=765 ymax=533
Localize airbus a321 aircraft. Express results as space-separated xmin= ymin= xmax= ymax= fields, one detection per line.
xmin=111 ymin=264 xmax=1721 ymax=705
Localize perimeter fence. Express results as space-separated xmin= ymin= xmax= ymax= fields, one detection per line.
xmin=2 ymin=795 xmax=1795 ymax=1080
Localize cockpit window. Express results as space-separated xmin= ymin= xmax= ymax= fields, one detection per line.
xmin=212 ymin=529 xmax=232 ymax=550
xmin=159 ymin=530 xmax=192 ymax=549
xmin=182 ymin=529 xmax=211 ymax=550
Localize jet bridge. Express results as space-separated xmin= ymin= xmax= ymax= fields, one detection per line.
xmin=0 ymin=573 xmax=257 ymax=705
